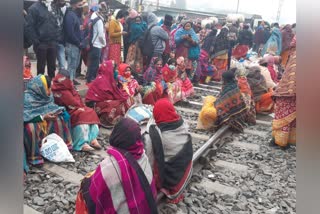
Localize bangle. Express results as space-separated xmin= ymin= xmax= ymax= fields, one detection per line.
xmin=40 ymin=115 xmax=44 ymax=121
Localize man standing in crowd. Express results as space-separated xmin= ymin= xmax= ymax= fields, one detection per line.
xmin=52 ymin=0 xmax=67 ymax=70
xmin=161 ymin=14 xmax=173 ymax=64
xmin=86 ymin=4 xmax=106 ymax=84
xmin=25 ymin=0 xmax=62 ymax=78
xmin=64 ymin=0 xmax=84 ymax=85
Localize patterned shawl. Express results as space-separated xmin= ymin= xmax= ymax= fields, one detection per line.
xmin=261 ymin=27 xmax=282 ymax=56
xmin=76 ymin=118 xmax=158 ymax=214
xmin=85 ymin=60 xmax=129 ymax=102
xmin=274 ymin=44 xmax=296 ymax=97
xmin=143 ymin=57 xmax=163 ymax=83
xmin=214 ymin=27 xmax=229 ymax=54
xmin=281 ymin=24 xmax=294 ymax=52
xmin=214 ymin=72 xmax=247 ymax=127
xmin=24 ymin=75 xmax=64 ymax=122
xmin=174 ymin=21 xmax=199 ymax=47
xmin=247 ymin=66 xmax=269 ymax=102
xmin=202 ymin=28 xmax=218 ymax=55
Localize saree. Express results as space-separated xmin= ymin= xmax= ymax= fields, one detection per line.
xmin=232 ymin=45 xmax=249 ymax=60
xmin=86 ymin=61 xmax=133 ymax=127
xmin=109 ymin=44 xmax=122 ymax=65
xmin=272 ymin=43 xmax=296 ymax=147
xmin=76 ymin=118 xmax=158 ymax=214
xmin=118 ymin=63 xmax=140 ymax=97
xmin=51 ymin=73 xmax=100 ymax=150
xmin=247 ymin=67 xmax=274 ymax=113
xmin=237 ymin=77 xmax=256 ymax=125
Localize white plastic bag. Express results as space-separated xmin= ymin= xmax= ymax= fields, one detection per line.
xmin=40 ymin=133 xmax=75 ymax=163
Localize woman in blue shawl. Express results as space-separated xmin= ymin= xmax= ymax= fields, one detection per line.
xmin=24 ymin=75 xmax=73 ymax=167
xmin=260 ymin=27 xmax=282 ymax=56
xmin=126 ymin=16 xmax=147 ymax=70
xmin=174 ymin=20 xmax=200 ymax=81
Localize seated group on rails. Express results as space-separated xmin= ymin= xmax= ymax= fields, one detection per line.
xmin=23 ymin=1 xmax=296 ymax=213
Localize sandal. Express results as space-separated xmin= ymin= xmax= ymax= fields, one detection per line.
xmin=90 ymin=139 xmax=102 ymax=150
xmin=82 ymin=143 xmax=95 ymax=152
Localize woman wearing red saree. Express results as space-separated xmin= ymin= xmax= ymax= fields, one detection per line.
xmin=51 ymin=69 xmax=102 ymax=151
xmin=118 ymin=63 xmax=141 ymax=97
xmin=85 ymin=60 xmax=134 ymax=128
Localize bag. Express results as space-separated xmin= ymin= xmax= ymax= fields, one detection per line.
xmin=188 ymin=45 xmax=200 ymax=60
xmin=40 ymin=133 xmax=75 ymax=163
xmin=81 ymin=16 xmax=101 ymax=50
xmin=139 ymin=24 xmax=156 ymax=56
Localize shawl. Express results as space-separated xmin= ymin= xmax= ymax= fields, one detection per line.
xmin=128 ymin=20 xmax=147 ymax=44
xmin=214 ymin=27 xmax=229 ymax=54
xmin=247 ymin=66 xmax=269 ymax=101
xmin=77 ymin=118 xmax=158 ymax=214
xmin=146 ymin=117 xmax=193 ymax=199
xmin=162 ymin=64 xmax=178 ymax=83
xmin=237 ymin=77 xmax=252 ymax=96
xmin=274 ymin=47 xmax=296 ymax=97
xmin=24 ymin=75 xmax=65 ymax=122
xmin=238 ymin=29 xmax=253 ymax=46
xmin=202 ymin=29 xmax=218 ymax=55
xmin=118 ymin=63 xmax=140 ymax=97
xmin=51 ymin=74 xmax=100 ymax=128
xmin=174 ymin=23 xmax=199 ymax=47
xmin=153 ymin=98 xmax=180 ymax=124
xmin=261 ymin=28 xmax=282 ymax=56
xmin=214 ymin=72 xmax=248 ymax=127
xmin=143 ymin=58 xmax=163 ymax=83
xmin=85 ymin=60 xmax=129 ymax=103
xmin=254 ymin=26 xmax=265 ymax=44
xmin=281 ymin=24 xmax=294 ymax=52
xmin=263 ymin=55 xmax=278 ymax=82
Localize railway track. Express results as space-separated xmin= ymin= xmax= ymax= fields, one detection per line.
xmin=24 ymin=82 xmax=296 ymax=214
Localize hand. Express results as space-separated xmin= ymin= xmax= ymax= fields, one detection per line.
xmin=122 ymin=31 xmax=128 ymax=36
xmin=43 ymin=113 xmax=57 ymax=121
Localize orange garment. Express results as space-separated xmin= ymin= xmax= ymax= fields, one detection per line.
xmin=255 ymin=89 xmax=274 ymax=113
xmin=281 ymin=49 xmax=290 ymax=68
xmin=212 ymin=57 xmax=228 ymax=81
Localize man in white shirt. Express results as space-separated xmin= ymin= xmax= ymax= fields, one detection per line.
xmin=86 ymin=5 xmax=106 ymax=84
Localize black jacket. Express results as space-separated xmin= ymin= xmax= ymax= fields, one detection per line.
xmin=63 ymin=8 xmax=82 ymax=47
xmin=238 ymin=29 xmax=253 ymax=47
xmin=25 ymin=2 xmax=61 ymax=45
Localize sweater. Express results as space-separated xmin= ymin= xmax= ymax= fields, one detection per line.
xmin=64 ymin=8 xmax=82 ymax=47
xmin=109 ymin=19 xmax=122 ymax=44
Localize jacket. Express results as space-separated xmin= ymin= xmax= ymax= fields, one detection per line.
xmin=150 ymin=26 xmax=169 ymax=55
xmin=25 ymin=2 xmax=60 ymax=44
xmin=64 ymin=8 xmax=82 ymax=47
xmin=109 ymin=19 xmax=122 ymax=44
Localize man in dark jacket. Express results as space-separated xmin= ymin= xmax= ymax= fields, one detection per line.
xmin=64 ymin=0 xmax=83 ymax=85
xmin=238 ymin=24 xmax=253 ymax=48
xmin=25 ymin=0 xmax=62 ymax=78
xmin=161 ymin=14 xmax=173 ymax=64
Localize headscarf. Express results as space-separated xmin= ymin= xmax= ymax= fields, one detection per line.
xmin=146 ymin=12 xmax=158 ymax=28
xmin=109 ymin=118 xmax=143 ymax=159
xmin=23 ymin=56 xmax=32 ymax=79
xmin=153 ymin=98 xmax=180 ymax=124
xmin=202 ymin=28 xmax=218 ymax=55
xmin=85 ymin=60 xmax=129 ymax=102
xmin=129 ymin=9 xmax=138 ymax=19
xmin=247 ymin=66 xmax=269 ymax=101
xmin=261 ymin=27 xmax=282 ymax=56
xmin=143 ymin=57 xmax=163 ymax=83
xmin=260 ymin=55 xmax=278 ymax=82
xmin=24 ymin=75 xmax=65 ymax=122
xmin=128 ymin=16 xmax=147 ymax=44
xmin=274 ymin=36 xmax=296 ymax=97
xmin=214 ymin=27 xmax=229 ymax=53
xmin=281 ymin=24 xmax=294 ymax=51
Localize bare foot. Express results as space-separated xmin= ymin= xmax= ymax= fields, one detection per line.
xmin=82 ymin=143 xmax=95 ymax=152
xmin=90 ymin=139 xmax=102 ymax=150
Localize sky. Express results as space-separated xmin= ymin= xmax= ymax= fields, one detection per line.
xmin=186 ymin=0 xmax=296 ymax=24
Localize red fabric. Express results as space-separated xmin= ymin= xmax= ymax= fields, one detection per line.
xmin=232 ymin=45 xmax=249 ymax=59
xmin=109 ymin=43 xmax=121 ymax=65
xmin=267 ymin=65 xmax=278 ymax=83
xmin=85 ymin=60 xmax=129 ymax=102
xmin=153 ymin=98 xmax=180 ymax=124
xmin=51 ymin=74 xmax=100 ymax=128
xmin=162 ymin=25 xmax=171 ymax=55
xmin=162 ymin=64 xmax=177 ymax=83
xmin=118 ymin=63 xmax=130 ymax=77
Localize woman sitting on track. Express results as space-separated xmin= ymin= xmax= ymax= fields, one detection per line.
xmin=118 ymin=63 xmax=141 ymax=97
xmin=51 ymin=69 xmax=102 ymax=152
xmin=75 ymin=118 xmax=158 ymax=214
xmin=85 ymin=60 xmax=134 ymax=128
xmin=143 ymin=98 xmax=193 ymax=203
xmin=24 ymin=75 xmax=72 ymax=167
xmin=247 ymin=66 xmax=275 ymax=114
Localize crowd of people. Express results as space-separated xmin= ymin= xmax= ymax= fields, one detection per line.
xmin=23 ymin=0 xmax=296 ymax=213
